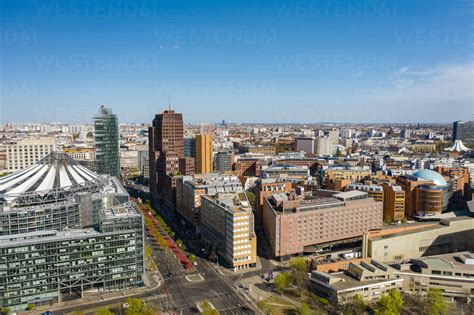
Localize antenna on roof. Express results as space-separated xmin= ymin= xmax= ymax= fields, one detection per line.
xmin=168 ymin=92 xmax=171 ymax=110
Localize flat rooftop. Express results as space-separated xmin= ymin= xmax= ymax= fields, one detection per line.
xmin=311 ymin=271 xmax=400 ymax=291
xmin=0 ymin=228 xmax=101 ymax=247
xmin=414 ymin=251 xmax=474 ymax=272
xmin=370 ymin=216 xmax=474 ymax=241
xmin=102 ymin=202 xmax=140 ymax=219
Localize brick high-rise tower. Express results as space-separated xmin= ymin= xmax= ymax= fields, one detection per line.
xmin=149 ymin=109 xmax=184 ymax=200
xmin=149 ymin=109 xmax=194 ymax=208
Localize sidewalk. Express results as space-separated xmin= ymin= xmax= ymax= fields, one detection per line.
xmin=24 ymin=278 xmax=163 ymax=315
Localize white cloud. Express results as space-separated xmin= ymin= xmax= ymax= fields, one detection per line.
xmin=370 ymin=62 xmax=474 ymax=108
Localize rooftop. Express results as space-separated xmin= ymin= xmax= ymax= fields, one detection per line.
xmin=0 ymin=153 xmax=102 ymax=206
xmin=0 ymin=228 xmax=100 ymax=247
xmin=412 ymin=251 xmax=474 ymax=272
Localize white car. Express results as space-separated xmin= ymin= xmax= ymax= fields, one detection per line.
xmin=122 ymin=303 xmax=130 ymax=309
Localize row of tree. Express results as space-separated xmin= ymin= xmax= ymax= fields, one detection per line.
xmin=341 ymin=288 xmax=448 ymax=315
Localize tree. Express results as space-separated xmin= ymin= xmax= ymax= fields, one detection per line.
xmin=245 ymin=191 xmax=257 ymax=210
xmin=123 ymin=298 xmax=156 ymax=315
xmin=290 ymin=269 xmax=309 ymax=291
xmin=96 ymin=308 xmax=114 ymax=315
xmin=26 ymin=303 xmax=35 ymax=311
xmin=0 ymin=307 xmax=11 ymax=315
xmin=289 ymin=257 xmax=308 ymax=272
xmin=375 ymin=289 xmax=404 ymax=315
xmin=69 ymin=311 xmax=85 ymax=315
xmin=341 ymin=294 xmax=366 ymax=315
xmin=424 ymin=288 xmax=448 ymax=315
xmin=274 ymin=272 xmax=290 ymax=293
xmin=188 ymin=254 xmax=197 ymax=263
xmin=299 ymin=302 xmax=310 ymax=315
xmin=383 ymin=215 xmax=393 ymax=225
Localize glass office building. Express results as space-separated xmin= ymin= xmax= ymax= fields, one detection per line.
xmin=94 ymin=106 xmax=120 ymax=177
xmin=0 ymin=153 xmax=144 ymax=310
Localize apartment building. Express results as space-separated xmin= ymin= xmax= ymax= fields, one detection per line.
xmin=214 ymin=150 xmax=234 ymax=172
xmin=255 ymin=178 xmax=293 ymax=223
xmin=239 ymin=145 xmax=276 ymax=156
xmin=435 ymin=166 xmax=470 ymax=195
xmin=176 ymin=174 xmax=243 ymax=231
xmin=381 ymin=183 xmax=405 ymax=221
xmin=325 ymin=169 xmax=371 ymax=191
xmin=346 ymin=180 xmax=405 ymax=222
xmin=262 ymin=190 xmax=383 ymax=258
xmin=233 ymin=158 xmax=262 ymax=177
xmin=5 ymin=137 xmax=56 ymax=171
xmin=346 ymin=182 xmax=384 ymax=202
xmin=201 ymin=193 xmax=257 ymax=271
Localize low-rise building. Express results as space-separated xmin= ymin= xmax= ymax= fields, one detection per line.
xmin=309 ymin=260 xmax=403 ymax=304
xmin=239 ymin=145 xmax=276 ymax=156
xmin=364 ymin=217 xmax=474 ymax=263
xmin=394 ymin=251 xmax=474 ymax=303
xmin=260 ymin=164 xmax=310 ymax=182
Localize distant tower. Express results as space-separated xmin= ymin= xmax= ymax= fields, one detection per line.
xmin=94 ymin=106 xmax=120 ymax=177
xmin=400 ymin=128 xmax=411 ymax=139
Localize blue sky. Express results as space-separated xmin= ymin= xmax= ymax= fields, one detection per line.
xmin=1 ymin=0 xmax=473 ymax=124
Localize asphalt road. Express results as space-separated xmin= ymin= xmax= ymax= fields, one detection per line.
xmin=146 ymin=234 xmax=254 ymax=314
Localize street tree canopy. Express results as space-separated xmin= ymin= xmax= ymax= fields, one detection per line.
xmin=375 ymin=289 xmax=404 ymax=315
xmin=274 ymin=272 xmax=290 ymax=293
xmin=424 ymin=288 xmax=448 ymax=315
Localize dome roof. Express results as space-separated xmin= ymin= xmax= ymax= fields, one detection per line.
xmin=413 ymin=169 xmax=448 ymax=186
xmin=0 ymin=152 xmax=100 ymax=205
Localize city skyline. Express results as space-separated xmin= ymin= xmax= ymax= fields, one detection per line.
xmin=1 ymin=0 xmax=473 ymax=124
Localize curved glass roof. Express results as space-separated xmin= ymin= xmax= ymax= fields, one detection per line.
xmin=413 ymin=169 xmax=448 ymax=186
xmin=0 ymin=153 xmax=100 ymax=203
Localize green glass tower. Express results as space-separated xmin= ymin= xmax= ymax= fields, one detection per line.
xmin=94 ymin=105 xmax=120 ymax=177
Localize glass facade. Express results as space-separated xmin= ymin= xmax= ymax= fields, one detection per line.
xmin=94 ymin=106 xmax=120 ymax=177
xmin=453 ymin=120 xmax=474 ymax=145
xmin=0 ymin=203 xmax=144 ymax=311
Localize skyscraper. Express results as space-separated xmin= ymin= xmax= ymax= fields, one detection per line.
xmin=149 ymin=109 xmax=184 ymax=203
xmin=94 ymin=106 xmax=120 ymax=177
xmin=196 ymin=134 xmax=213 ymax=174
xmin=453 ymin=121 xmax=474 ymax=145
